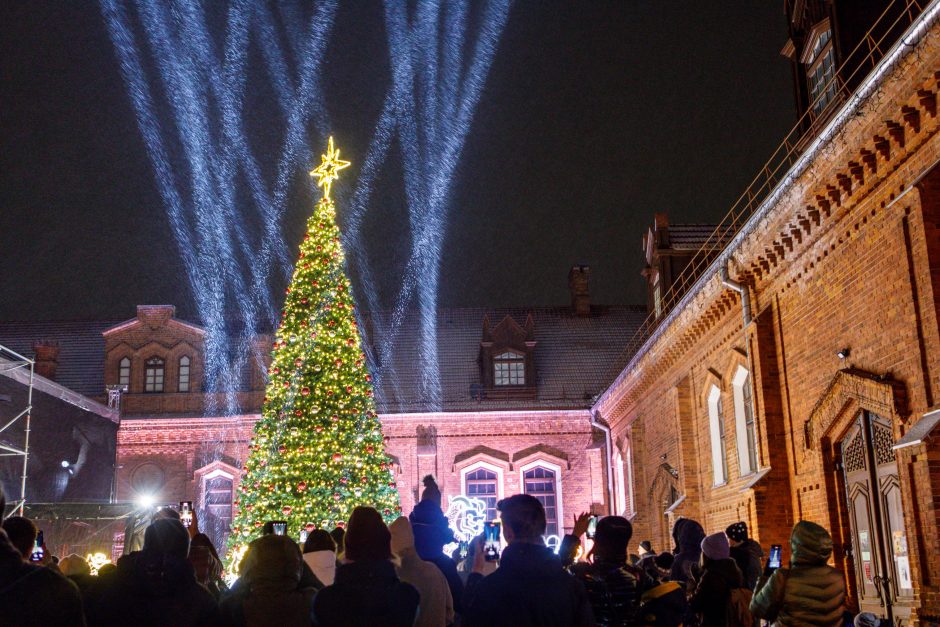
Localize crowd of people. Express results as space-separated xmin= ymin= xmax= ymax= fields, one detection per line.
xmin=0 ymin=475 xmax=883 ymax=626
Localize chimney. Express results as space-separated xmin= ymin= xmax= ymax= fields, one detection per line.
xmin=568 ymin=265 xmax=591 ymax=316
xmin=33 ymin=340 xmax=61 ymax=380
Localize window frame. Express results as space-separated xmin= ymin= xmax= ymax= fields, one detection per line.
xmin=144 ymin=357 xmax=165 ymax=393
xmin=520 ymin=460 xmax=563 ymax=538
xmin=118 ymin=357 xmax=131 ymax=387
xmin=461 ymin=461 xmax=504 ymax=522
xmin=707 ymin=385 xmax=729 ymax=485
xmin=178 ymin=355 xmax=191 ymax=393
xmin=801 ymin=19 xmax=838 ymax=117
xmin=732 ymin=366 xmax=759 ymax=476
xmin=493 ymin=350 xmax=526 ymax=386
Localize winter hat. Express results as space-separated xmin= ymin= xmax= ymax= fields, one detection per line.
xmin=701 ymin=532 xmax=730 ymax=561
xmin=594 ymin=516 xmax=633 ymax=562
xmin=389 ymin=516 xmax=416 ymax=555
xmin=420 ymin=475 xmax=442 ymax=507
xmin=639 ymin=540 xmax=653 ymax=554
xmin=653 ymin=551 xmax=675 ymax=571
xmin=855 ymin=613 xmax=880 ymax=627
xmin=143 ymin=518 xmax=191 ymax=559
xmin=726 ymin=521 xmax=749 ymax=543
xmin=344 ymin=506 xmax=392 ymax=561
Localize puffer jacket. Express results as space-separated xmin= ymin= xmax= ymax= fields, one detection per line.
xmin=569 ymin=559 xmax=642 ymax=626
xmin=750 ymin=521 xmax=845 ymax=626
xmin=730 ymin=538 xmax=763 ymax=590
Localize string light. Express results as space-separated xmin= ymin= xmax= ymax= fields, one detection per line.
xmin=85 ymin=552 xmax=112 ymax=576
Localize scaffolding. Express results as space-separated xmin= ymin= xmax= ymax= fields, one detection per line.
xmin=0 ymin=342 xmax=34 ymax=517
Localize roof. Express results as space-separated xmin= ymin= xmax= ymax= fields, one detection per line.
xmin=664 ymin=224 xmax=735 ymax=251
xmin=0 ymin=305 xmax=648 ymax=415
xmin=0 ymin=320 xmax=121 ymax=397
xmin=367 ymin=306 xmax=648 ymax=413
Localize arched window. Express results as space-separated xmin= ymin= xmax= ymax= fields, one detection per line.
xmin=494 ymin=351 xmax=525 ymax=386
xmin=118 ymin=357 xmax=131 ymax=387
xmin=464 ymin=467 xmax=499 ymax=521
xmin=178 ymin=356 xmax=191 ymax=393
xmin=523 ymin=465 xmax=559 ymax=536
xmin=802 ymin=20 xmax=837 ymax=117
xmin=732 ymin=366 xmax=758 ymax=476
xmin=707 ymin=385 xmax=728 ymax=485
xmin=144 ymin=357 xmax=165 ymax=393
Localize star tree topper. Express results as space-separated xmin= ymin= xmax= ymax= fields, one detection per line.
xmin=309 ymin=136 xmax=351 ymax=200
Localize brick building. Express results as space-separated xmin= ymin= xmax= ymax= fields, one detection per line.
xmin=596 ymin=2 xmax=940 ymax=622
xmin=1 ymin=271 xmax=645 ymax=551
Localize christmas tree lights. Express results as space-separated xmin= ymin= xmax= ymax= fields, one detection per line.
xmin=227 ymin=137 xmax=399 ymax=566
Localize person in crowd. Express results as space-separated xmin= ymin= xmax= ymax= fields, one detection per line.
xmin=220 ymin=534 xmax=318 ymax=627
xmin=750 ymin=520 xmax=846 ymax=626
xmin=637 ymin=579 xmax=687 ymax=627
xmin=59 ymin=554 xmax=95 ymax=594
xmin=638 ymin=550 xmax=673 ymax=584
xmin=689 ymin=532 xmax=746 ymax=626
xmin=0 ymin=488 xmax=86 ymax=626
xmin=390 ymin=516 xmax=456 ymax=627
xmin=727 ymin=521 xmax=763 ymax=590
xmin=569 ymin=515 xmax=644 ymax=626
xmin=409 ymin=475 xmax=463 ymax=612
xmin=462 ymin=494 xmax=594 ymax=627
xmin=314 ymin=506 xmax=420 ymax=627
xmin=855 ymin=612 xmax=891 ymax=627
xmin=669 ymin=518 xmax=705 ymax=583
xmin=638 ymin=540 xmax=655 ymax=560
xmin=329 ymin=526 xmax=346 ymax=559
xmin=302 ymin=528 xmax=338 ymax=586
xmin=85 ymin=517 xmax=219 ymax=626
xmin=189 ymin=532 xmax=228 ymax=600
xmin=2 ymin=515 xmax=38 ymax=560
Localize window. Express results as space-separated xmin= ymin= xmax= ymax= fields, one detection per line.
xmin=653 ymin=276 xmax=662 ymax=318
xmin=732 ymin=366 xmax=759 ymax=475
xmin=178 ymin=356 xmax=191 ymax=392
xmin=707 ymin=385 xmax=728 ymax=485
xmin=494 ymin=351 xmax=525 ymax=386
xmin=118 ymin=357 xmax=131 ymax=387
xmin=144 ymin=357 xmax=164 ymax=393
xmin=614 ymin=449 xmax=628 ymax=517
xmin=464 ymin=467 xmax=499 ymax=522
xmin=523 ymin=466 xmax=559 ymax=536
xmin=804 ymin=24 xmax=838 ymax=117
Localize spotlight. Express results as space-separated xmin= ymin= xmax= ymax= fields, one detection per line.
xmin=60 ymin=460 xmax=70 ymax=468
xmin=136 ymin=494 xmax=156 ymax=509
xmin=837 ymin=348 xmax=851 ymax=360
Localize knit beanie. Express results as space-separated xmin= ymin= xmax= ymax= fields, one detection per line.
xmin=726 ymin=521 xmax=749 ymax=543
xmin=420 ymin=475 xmax=442 ymax=507
xmin=639 ymin=540 xmax=653 ymax=554
xmin=701 ymin=532 xmax=730 ymax=561
xmin=344 ymin=506 xmax=392 ymax=561
xmin=388 ymin=516 xmax=416 ymax=555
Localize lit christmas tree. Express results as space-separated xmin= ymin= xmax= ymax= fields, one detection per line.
xmin=227 ymin=137 xmax=400 ymax=564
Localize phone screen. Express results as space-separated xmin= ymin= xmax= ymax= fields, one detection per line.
xmin=271 ymin=521 xmax=288 ymax=536
xmin=29 ymin=530 xmax=44 ymax=562
xmin=299 ymin=529 xmax=309 ymax=544
xmin=179 ymin=501 xmax=193 ymax=528
xmin=458 ymin=540 xmax=469 ymax=560
xmin=768 ymin=544 xmax=782 ymax=569
xmin=483 ymin=521 xmax=501 ymax=562
xmin=586 ymin=516 xmax=598 ymax=540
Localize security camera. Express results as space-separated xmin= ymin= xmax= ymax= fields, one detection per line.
xmin=837 ymin=348 xmax=850 ymax=360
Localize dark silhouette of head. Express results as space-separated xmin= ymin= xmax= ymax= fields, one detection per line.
xmin=303 ymin=529 xmax=336 ymax=554
xmin=329 ymin=526 xmax=346 ymax=553
xmin=593 ymin=516 xmax=633 ymax=563
xmin=143 ymin=518 xmax=191 ymax=560
xmin=497 ymin=494 xmax=546 ymax=543
xmin=344 ymin=506 xmax=392 ymax=561
xmin=2 ymin=516 xmax=37 ymax=560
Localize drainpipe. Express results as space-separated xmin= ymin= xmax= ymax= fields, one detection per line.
xmin=591 ymin=411 xmax=616 ymax=515
xmin=719 ymin=265 xmax=751 ymax=326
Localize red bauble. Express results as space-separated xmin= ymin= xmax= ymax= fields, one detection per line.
xmin=311 ymin=279 xmax=319 ymax=287
xmin=333 ymin=493 xmax=341 ymax=501
xmin=336 ymin=521 xmax=345 ymax=529
xmin=294 ymin=409 xmax=302 ymax=417
xmin=365 ymin=374 xmax=372 ymax=382
xmin=310 ymin=331 xmax=317 ymax=339
xmin=328 ymin=320 xmax=336 ymax=327
xmin=334 ymin=359 xmax=343 ymax=367
xmin=315 ymin=426 xmax=323 ymax=433
xmin=366 ymin=445 xmax=375 ymax=454
xmin=254 ymin=521 xmax=263 ymax=528
xmin=346 ymin=338 xmax=355 ymax=346
xmin=285 ymin=287 xmax=291 ymax=294
xmin=366 ymin=389 xmax=374 ymax=397
xmin=327 ymin=389 xmax=334 ymax=396
xmin=331 ymin=415 xmax=340 ymax=422
xmin=282 ymin=506 xmax=292 ymax=515
xmin=316 ymin=245 xmax=323 ymax=252
xmin=295 ymin=358 xmax=303 ymax=367
xmin=345 ymin=385 xmax=353 ymax=394
xmin=389 ymin=482 xmax=396 ymax=488
xmin=304 ymin=234 xmax=310 ymax=241
xmin=384 ymin=509 xmax=391 ymax=516
xmin=340 ymin=477 xmax=348 ymax=484
xmin=282 ymin=381 xmax=290 ymax=388
xmin=383 ymin=436 xmax=390 ymax=444
xmin=297 ymin=481 xmax=307 ymax=492
xmin=360 ymin=476 xmax=367 ymax=484
xmin=301 ymin=387 xmax=310 ymax=396
xmin=332 ymin=453 xmax=343 ymax=462
xmin=277 ymin=445 xmax=286 ymax=454
xmin=260 ymin=459 xmax=267 ymax=467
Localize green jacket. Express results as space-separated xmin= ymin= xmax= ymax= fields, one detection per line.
xmin=749 ymin=521 xmax=845 ymax=626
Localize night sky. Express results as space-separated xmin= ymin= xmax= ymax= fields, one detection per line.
xmin=0 ymin=2 xmax=795 ymax=324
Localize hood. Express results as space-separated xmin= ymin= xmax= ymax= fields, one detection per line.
xmin=242 ymin=535 xmax=303 ymax=590
xmin=704 ymin=557 xmax=743 ymax=587
xmin=739 ymin=538 xmax=763 ymax=560
xmin=389 ymin=516 xmax=415 ymax=555
xmin=675 ymin=519 xmax=705 ymax=554
xmin=498 ymin=542 xmax=561 ymax=577
xmin=790 ymin=520 xmax=833 ymax=566
xmin=410 ymin=501 xmax=455 ymax=558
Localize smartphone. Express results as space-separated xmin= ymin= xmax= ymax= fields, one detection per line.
xmin=586 ymin=515 xmax=598 ymax=540
xmin=179 ymin=501 xmax=193 ymax=528
xmin=270 ymin=521 xmax=288 ymax=536
xmin=768 ymin=544 xmax=783 ymax=569
xmin=483 ymin=521 xmax=501 ymax=562
xmin=458 ymin=540 xmax=469 ymax=560
xmin=299 ymin=529 xmax=309 ymax=544
xmin=29 ymin=530 xmax=44 ymax=563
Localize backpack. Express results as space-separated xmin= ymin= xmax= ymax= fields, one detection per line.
xmin=727 ymin=587 xmax=755 ymax=626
